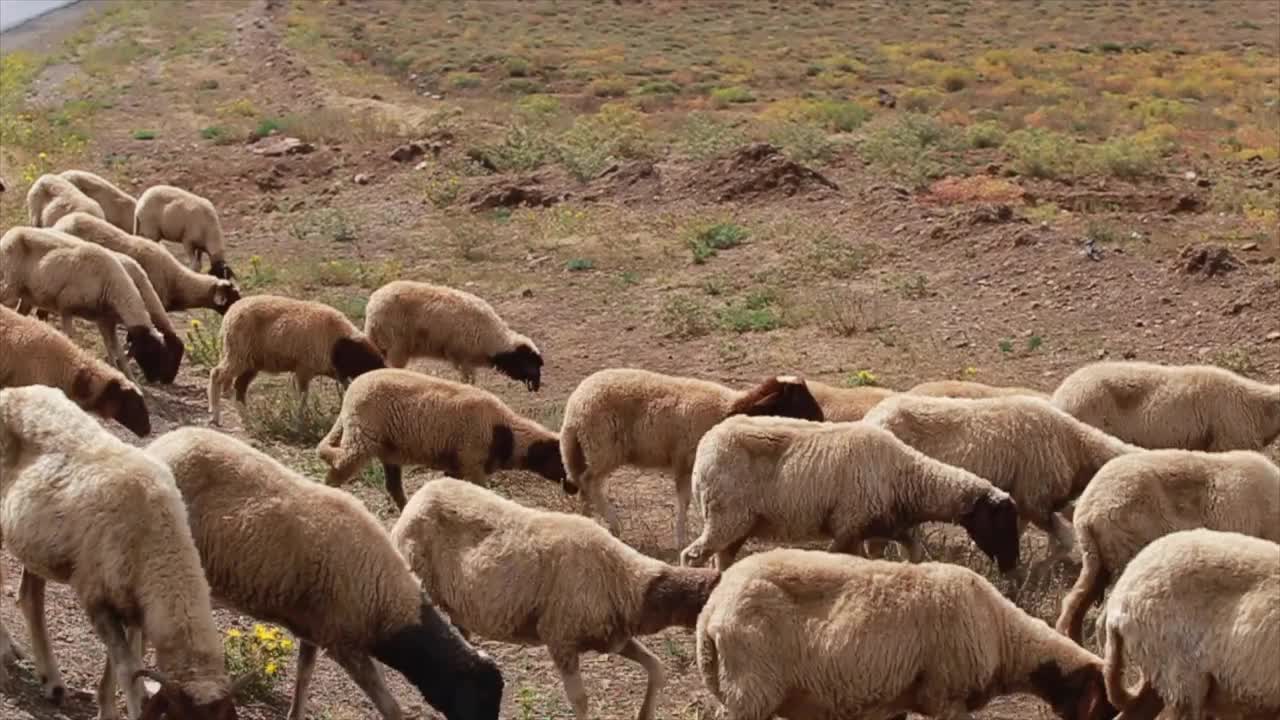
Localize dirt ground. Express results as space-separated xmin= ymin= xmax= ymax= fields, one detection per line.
xmin=1 ymin=1 xmax=1278 ymax=718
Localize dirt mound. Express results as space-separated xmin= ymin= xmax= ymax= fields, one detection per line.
xmin=467 ymin=172 xmax=569 ymax=211
xmin=690 ymin=143 xmax=839 ymax=202
xmin=1179 ymin=243 xmax=1241 ymax=277
xmin=582 ymin=160 xmax=661 ymax=203
xmin=1026 ymin=183 xmax=1206 ymax=215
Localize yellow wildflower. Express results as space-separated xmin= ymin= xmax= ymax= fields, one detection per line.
xmin=280 ymin=638 xmax=293 ymax=651
xmin=264 ymin=662 xmax=277 ymax=676
xmin=254 ymin=624 xmax=269 ymax=639
xmin=226 ymin=629 xmax=242 ymax=638
xmin=38 ymin=151 xmax=48 ymax=159
xmin=191 ymin=319 xmax=202 ymax=329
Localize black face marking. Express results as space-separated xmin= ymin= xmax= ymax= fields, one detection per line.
xmin=126 ymin=327 xmax=171 ymax=383
xmin=331 ymin=337 xmax=385 ymax=383
xmin=490 ymin=344 xmax=542 ymax=392
xmin=961 ymin=494 xmax=1020 ymax=573
xmin=524 ymin=438 xmax=571 ymax=491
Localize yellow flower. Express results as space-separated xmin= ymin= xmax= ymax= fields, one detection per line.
xmin=280 ymin=638 xmax=293 ymax=651
xmin=254 ymin=624 xmax=269 ymax=639
xmin=190 ymin=319 xmax=202 ymax=329
xmin=226 ymin=629 xmax=242 ymax=638
xmin=38 ymin=151 xmax=48 ymax=159
xmin=264 ymin=662 xmax=278 ymax=676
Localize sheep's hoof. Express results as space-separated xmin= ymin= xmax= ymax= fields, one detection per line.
xmin=41 ymin=677 xmax=66 ymax=704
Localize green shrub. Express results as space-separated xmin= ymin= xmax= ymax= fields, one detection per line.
xmin=633 ymin=79 xmax=681 ymax=95
xmin=938 ymin=67 xmax=975 ymax=92
xmin=556 ymin=103 xmax=653 ymax=181
xmin=719 ymin=290 xmax=782 ymax=333
xmin=503 ymin=56 xmax=531 ymax=77
xmin=184 ymin=314 xmax=222 ymax=370
xmin=769 ymin=122 xmax=833 ymax=163
xmin=448 ymin=72 xmax=482 ymax=89
xmin=965 ymin=121 xmax=1007 ymax=149
xmin=861 ymin=115 xmax=958 ymax=187
xmin=1004 ymin=128 xmax=1078 ymax=179
xmin=689 ymin=221 xmax=748 ymax=263
xmin=709 ymin=86 xmax=755 ymax=107
xmin=132 ymin=129 xmax=157 ymax=140
xmin=677 ymin=112 xmax=746 ymax=160
xmin=1087 ymin=136 xmax=1161 ymax=178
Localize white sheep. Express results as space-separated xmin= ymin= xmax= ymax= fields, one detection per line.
xmin=207 ymin=294 xmax=385 ymax=429
xmin=1056 ymin=449 xmax=1280 ymax=642
xmin=364 ymin=280 xmax=544 ymax=391
xmin=391 ymin=477 xmax=720 ymax=720
xmin=0 ymin=385 xmax=240 ymax=720
xmin=804 ymin=379 xmax=895 ymax=421
xmin=145 ymin=427 xmax=505 ymax=720
xmin=678 ymin=415 xmax=1021 ymax=572
xmin=133 ymin=184 xmax=234 ymax=279
xmin=53 ymin=211 xmax=240 ymax=314
xmin=908 ymin=378 xmax=1050 ymax=399
xmin=1051 ymin=360 xmax=1280 ymax=451
xmin=59 ymin=169 xmax=137 ymax=232
xmin=0 ymin=303 xmax=151 ymax=437
xmin=317 ymin=368 xmax=569 ymax=510
xmin=25 ymin=173 xmax=105 ymax=227
xmin=697 ymin=547 xmax=1115 ymax=720
xmin=1101 ymin=528 xmax=1279 ymax=719
xmin=560 ymin=367 xmax=825 ymax=549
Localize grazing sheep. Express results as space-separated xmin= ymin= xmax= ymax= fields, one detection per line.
xmin=1056 ymin=449 xmax=1280 ymax=642
xmin=908 ymin=378 xmax=1050 ymax=400
xmin=133 ymin=184 xmax=234 ymax=279
xmin=1101 ymin=528 xmax=1279 ymax=719
xmin=364 ymin=280 xmax=544 ymax=391
xmin=207 ymin=294 xmax=384 ymax=429
xmin=697 ymin=548 xmax=1115 ymax=720
xmin=317 ymin=368 xmax=569 ymax=511
xmin=1051 ymin=360 xmax=1280 ymax=451
xmin=53 ymin=211 xmax=240 ymax=314
xmin=146 ymin=427 xmax=504 ymax=720
xmin=0 ymin=304 xmax=151 ymax=437
xmin=25 ymin=173 xmax=105 ymax=227
xmin=103 ymin=250 xmax=186 ymax=383
xmin=678 ymin=415 xmax=1021 ymax=572
xmin=391 ymin=477 xmax=720 ymax=720
xmin=59 ymin=169 xmax=137 ymax=232
xmin=0 ymin=385 xmax=240 ymax=720
xmin=0 ymin=226 xmax=177 ymax=384
xmin=805 ymin=379 xmax=895 ymax=421
xmin=560 ymin=367 xmax=825 ymax=549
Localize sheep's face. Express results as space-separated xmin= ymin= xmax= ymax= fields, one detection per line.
xmin=98 ymin=378 xmax=151 ymax=438
xmin=331 ymin=337 xmax=386 ymax=384
xmin=125 ymin=326 xmax=174 ymax=384
xmin=208 ymin=260 xmax=235 ymax=281
xmin=160 ymin=329 xmax=185 ymax=383
xmin=525 ymin=438 xmax=575 ymax=493
xmin=1030 ymin=662 xmax=1116 ymax=720
xmin=440 ymin=656 xmax=504 ymax=720
xmin=134 ymin=672 xmax=240 ymax=720
xmin=737 ymin=377 xmax=825 ymax=422
xmin=491 ymin=344 xmax=542 ymax=391
xmin=960 ymin=492 xmax=1020 ymax=573
xmin=210 ymin=281 xmax=241 ymax=315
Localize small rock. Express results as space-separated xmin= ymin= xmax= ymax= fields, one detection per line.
xmin=1095 ymin=349 xmax=1108 ymax=359
xmin=1134 ymin=319 xmax=1145 ymax=327
xmin=1184 ymin=170 xmax=1197 ymax=181
xmin=952 ymin=339 xmax=971 ymax=349
xmin=251 ymin=136 xmax=314 ymax=157
xmin=1263 ymin=331 xmax=1280 ymax=342
xmin=892 ymin=223 xmax=907 ymax=234
xmin=370 ymin=93 xmax=383 ymax=101
xmin=354 ymin=173 xmax=371 ymax=185
xmin=390 ymin=142 xmax=427 ymax=163
xmin=1224 ymin=300 xmax=1251 ymax=316
xmin=1122 ymin=349 xmax=1138 ymax=359
xmin=1196 ymin=177 xmax=1211 ymax=188
xmin=414 ymin=161 xmax=428 ymax=171
xmin=520 ymin=288 xmax=534 ymax=298
xmin=1240 ymin=242 xmax=1259 ymax=251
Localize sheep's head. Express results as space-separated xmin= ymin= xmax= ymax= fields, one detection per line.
xmin=640 ymin=567 xmax=722 ymax=632
xmin=525 ymin=438 xmax=575 ymax=494
xmin=97 ymin=377 xmax=151 ymax=438
xmin=1030 ymin=662 xmax=1116 ymax=720
xmin=159 ymin=329 xmax=185 ymax=383
xmin=208 ymin=260 xmax=235 ymax=281
xmin=134 ymin=670 xmax=242 ymax=720
xmin=960 ymin=491 xmax=1020 ymax=573
xmin=209 ymin=280 xmax=241 ymax=315
xmin=331 ymin=337 xmax=386 ymax=384
xmin=125 ymin=326 xmax=173 ymax=384
xmin=729 ymin=375 xmax=825 ymax=421
xmin=491 ymin=343 xmax=542 ymax=392
xmin=436 ymin=653 xmax=504 ymax=720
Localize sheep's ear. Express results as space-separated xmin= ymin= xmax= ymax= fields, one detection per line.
xmin=69 ymin=369 xmax=95 ymax=402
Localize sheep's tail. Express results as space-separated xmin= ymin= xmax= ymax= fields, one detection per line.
xmin=696 ymin=623 xmax=721 ymax=700
xmin=317 ymin=411 xmax=346 ymax=459
xmin=1102 ymin=612 xmax=1135 ymax=710
xmin=561 ymin=423 xmax=587 ymax=485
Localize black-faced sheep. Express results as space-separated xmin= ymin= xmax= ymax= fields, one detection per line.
xmin=560 ymin=367 xmax=825 ymax=549
xmin=317 ymin=368 xmax=568 ymax=511
xmin=390 ymin=477 xmax=719 ymax=720
xmin=146 ymin=427 xmax=504 ymax=720
xmin=678 ymin=415 xmax=1021 ymax=572
xmin=0 ymin=385 xmax=240 ymax=720
xmin=1051 ymin=360 xmax=1280 ymax=452
xmin=134 ymin=184 xmax=234 ymax=279
xmin=1056 ymin=449 xmax=1280 ymax=643
xmin=207 ymin=294 xmax=384 ymax=429
xmin=805 ymin=379 xmax=895 ymax=421
xmin=1100 ymin=528 xmax=1279 ymax=719
xmin=697 ymin=548 xmax=1116 ymax=720
xmin=908 ymin=378 xmax=1051 ymax=400
xmin=59 ymin=169 xmax=137 ymax=232
xmin=54 ymin=211 xmax=240 ymax=314
xmin=364 ymin=280 xmax=544 ymax=391
xmin=0 ymin=304 xmax=151 ymax=437
xmin=25 ymin=173 xmax=105 ymax=227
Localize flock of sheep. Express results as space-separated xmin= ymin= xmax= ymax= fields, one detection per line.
xmin=0 ymin=168 xmax=1277 ymax=720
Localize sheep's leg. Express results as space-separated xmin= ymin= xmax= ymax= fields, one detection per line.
xmin=0 ymin=559 xmax=20 ymax=686
xmin=680 ymin=511 xmax=753 ymax=569
xmin=827 ymin=532 xmax=866 ymax=556
xmin=208 ymin=365 xmax=225 ymax=425
xmin=548 ymin=645 xmax=589 ymax=719
xmin=457 ymin=363 xmax=476 ymax=386
xmin=1120 ymin=681 xmax=1165 ymax=720
xmin=96 ymin=319 xmax=135 ymax=381
xmin=1056 ymin=550 xmax=1109 ymax=642
xmin=330 ymin=649 xmax=402 ymax=720
xmin=287 ymin=640 xmax=319 ymax=720
xmin=87 ymin=607 xmax=145 ymax=720
xmin=233 ymin=369 xmax=259 ymax=423
xmin=674 ymin=465 xmax=693 ymax=551
xmin=383 ymin=463 xmax=407 ymax=510
xmin=579 ymin=470 xmax=621 ymax=536
xmin=714 ymin=536 xmax=750 ymax=571
xmin=186 ymin=245 xmax=202 ymax=272
xmin=60 ymin=313 xmax=75 ymax=338
xmin=17 ymin=571 xmax=66 ymax=703
xmin=293 ymin=374 xmax=313 ymax=432
xmin=617 ymin=638 xmax=665 ymax=720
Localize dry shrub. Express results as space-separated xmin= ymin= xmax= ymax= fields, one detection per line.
xmin=927 ymin=176 xmax=1024 ymax=204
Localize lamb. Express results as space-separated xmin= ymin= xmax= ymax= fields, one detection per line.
xmin=133 ymin=184 xmax=235 ymax=279
xmin=908 ymin=378 xmax=1050 ymax=400
xmin=53 ymin=211 xmax=240 ymax=314
xmin=317 ymin=368 xmax=569 ymax=511
xmin=1055 ymin=449 xmax=1280 ymax=643
xmin=207 ymin=294 xmax=385 ymax=429
xmin=861 ymin=393 xmax=1139 ymax=578
xmin=559 ymin=367 xmax=825 ymax=549
xmin=391 ymin=477 xmax=720 ymax=720
xmin=0 ymin=385 xmax=240 ymax=720
xmin=697 ymin=547 xmax=1115 ymax=720
xmin=805 ymin=379 xmax=895 ymax=421
xmin=1051 ymin=360 xmax=1280 ymax=451
xmin=678 ymin=415 xmax=1020 ymax=572
xmin=364 ymin=280 xmax=544 ymax=391
xmin=59 ymin=169 xmax=137 ymax=232
xmin=1100 ymin=528 xmax=1279 ymax=719
xmin=0 ymin=226 xmax=178 ymax=384
xmin=25 ymin=173 xmax=106 ymax=227
xmin=146 ymin=427 xmax=504 ymax=720
xmin=0 ymin=304 xmax=151 ymax=437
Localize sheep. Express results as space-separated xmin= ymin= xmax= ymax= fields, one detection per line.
xmin=317 ymin=368 xmax=569 ymax=511
xmin=1055 ymin=449 xmax=1280 ymax=643
xmin=146 ymin=427 xmax=505 ymax=720
xmin=207 ymin=294 xmax=385 ymax=429
xmin=133 ymin=184 xmax=234 ymax=279
xmin=0 ymin=385 xmax=240 ymax=720
xmin=560 ymin=367 xmax=825 ymax=550
xmin=0 ymin=226 xmax=178 ymax=384
xmin=908 ymin=378 xmax=1050 ymax=400
xmin=861 ymin=393 xmax=1139 ymax=580
xmin=0 ymin=304 xmax=151 ymax=437
xmin=1051 ymin=360 xmax=1280 ymax=452
xmin=678 ymin=415 xmax=1021 ymax=573
xmin=805 ymin=379 xmax=895 ymax=421
xmin=697 ymin=547 xmax=1115 ymax=720
xmin=25 ymin=173 xmax=106 ymax=227
xmin=363 ymin=280 xmax=544 ymax=391
xmin=59 ymin=169 xmax=137 ymax=232
xmin=1101 ymin=528 xmax=1279 ymax=719
xmin=53 ymin=211 xmax=240 ymax=314
xmin=391 ymin=477 xmax=720 ymax=720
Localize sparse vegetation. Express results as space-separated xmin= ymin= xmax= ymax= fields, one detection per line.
xmin=719 ymin=289 xmax=783 ymax=333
